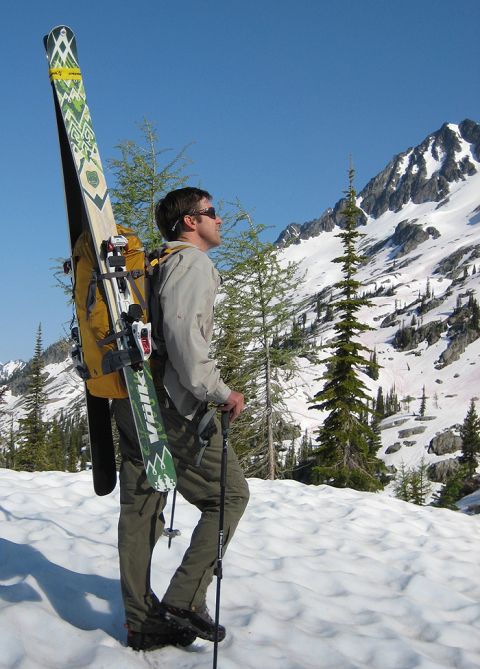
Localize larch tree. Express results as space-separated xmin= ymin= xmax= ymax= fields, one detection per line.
xmin=108 ymin=119 xmax=190 ymax=248
xmin=213 ymin=207 xmax=305 ymax=479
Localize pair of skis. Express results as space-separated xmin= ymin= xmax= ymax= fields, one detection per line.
xmin=44 ymin=25 xmax=175 ymax=495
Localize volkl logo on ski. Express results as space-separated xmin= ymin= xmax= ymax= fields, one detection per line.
xmin=136 ymin=371 xmax=159 ymax=444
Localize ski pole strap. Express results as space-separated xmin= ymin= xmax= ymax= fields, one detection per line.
xmin=195 ymin=408 xmax=217 ymax=467
xmin=221 ymin=411 xmax=230 ymax=436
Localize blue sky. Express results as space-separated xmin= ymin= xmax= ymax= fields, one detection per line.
xmin=1 ymin=0 xmax=479 ymax=362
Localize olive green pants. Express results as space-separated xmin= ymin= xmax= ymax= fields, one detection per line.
xmin=113 ymin=398 xmax=249 ymax=632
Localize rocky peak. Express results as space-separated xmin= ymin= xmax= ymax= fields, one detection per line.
xmin=277 ymin=119 xmax=480 ymax=245
xmin=360 ymin=120 xmax=479 ymax=218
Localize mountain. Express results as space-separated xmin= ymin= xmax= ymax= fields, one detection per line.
xmin=277 ymin=119 xmax=480 ymax=245
xmin=1 ymin=119 xmax=480 ymax=498
xmin=0 ymin=360 xmax=25 ymax=383
xmin=277 ymin=119 xmax=480 ymax=492
xmin=0 ymin=339 xmax=84 ymax=432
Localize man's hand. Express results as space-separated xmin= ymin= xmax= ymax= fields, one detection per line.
xmin=220 ymin=391 xmax=244 ymax=422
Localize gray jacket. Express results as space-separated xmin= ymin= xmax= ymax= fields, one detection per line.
xmin=151 ymin=241 xmax=231 ymax=419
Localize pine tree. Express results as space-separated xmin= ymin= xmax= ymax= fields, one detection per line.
xmin=393 ymin=460 xmax=431 ymax=505
xmin=432 ymin=465 xmax=469 ymax=509
xmin=0 ymin=388 xmax=7 ymax=466
xmin=283 ymin=439 xmax=297 ymax=478
xmin=459 ymin=399 xmax=480 ymax=478
xmin=46 ymin=419 xmax=65 ymax=471
xmin=419 ymin=386 xmax=427 ymax=417
xmin=468 ymin=294 xmax=480 ymax=331
xmin=310 ymin=167 xmax=385 ymax=491
xmin=375 ymin=387 xmax=385 ymax=418
xmin=394 ymin=463 xmax=412 ymax=502
xmin=108 ymin=119 xmax=190 ymax=248
xmin=384 ymin=386 xmax=401 ymax=416
xmin=409 ymin=459 xmax=431 ymax=505
xmin=16 ymin=325 xmax=48 ymax=471
xmin=367 ymin=348 xmax=379 ymax=380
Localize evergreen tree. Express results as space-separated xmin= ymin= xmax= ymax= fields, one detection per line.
xmin=432 ymin=465 xmax=469 ymax=510
xmin=0 ymin=388 xmax=7 ymax=466
xmin=394 ymin=460 xmax=431 ymax=505
xmin=7 ymin=420 xmax=16 ymax=470
xmin=283 ymin=439 xmax=297 ymax=478
xmin=375 ymin=386 xmax=385 ymax=418
xmin=310 ymin=167 xmax=384 ymax=491
xmin=367 ymin=348 xmax=379 ymax=380
xmin=393 ymin=463 xmax=412 ymax=502
xmin=214 ymin=207 xmax=304 ymax=479
xmin=468 ymin=294 xmax=480 ymax=331
xmin=384 ymin=386 xmax=401 ymax=416
xmin=108 ymin=119 xmax=190 ymax=248
xmin=46 ymin=419 xmax=65 ymax=471
xmin=409 ymin=459 xmax=431 ymax=505
xmin=419 ymin=386 xmax=427 ymax=417
xmin=16 ymin=325 xmax=48 ymax=471
xmin=459 ymin=399 xmax=480 ymax=478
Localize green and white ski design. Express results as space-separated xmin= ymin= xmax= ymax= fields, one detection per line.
xmin=44 ymin=25 xmax=176 ymax=493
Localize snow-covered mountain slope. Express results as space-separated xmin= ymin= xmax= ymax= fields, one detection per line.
xmin=0 ymin=469 xmax=479 ymax=669
xmin=279 ymin=120 xmax=480 ymax=483
xmin=0 ymin=345 xmax=84 ymax=434
xmin=0 ymin=360 xmax=25 ymax=383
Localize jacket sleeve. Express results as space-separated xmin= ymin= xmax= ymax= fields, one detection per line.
xmin=160 ymin=256 xmax=231 ymax=405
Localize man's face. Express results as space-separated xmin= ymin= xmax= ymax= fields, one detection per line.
xmin=191 ymin=197 xmax=222 ymax=250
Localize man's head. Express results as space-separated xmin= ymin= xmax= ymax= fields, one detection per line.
xmin=155 ymin=187 xmax=222 ymax=251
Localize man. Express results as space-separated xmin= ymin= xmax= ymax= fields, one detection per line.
xmin=113 ymin=187 xmax=249 ymax=652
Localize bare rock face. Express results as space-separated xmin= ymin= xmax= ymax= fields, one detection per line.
xmin=427 ymin=458 xmax=461 ymax=483
xmin=360 ymin=121 xmax=478 ymax=219
xmin=427 ymin=430 xmax=462 ymax=456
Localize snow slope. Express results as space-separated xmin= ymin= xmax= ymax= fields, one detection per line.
xmin=0 ymin=469 xmax=479 ymax=669
xmin=279 ymin=139 xmax=480 ymax=478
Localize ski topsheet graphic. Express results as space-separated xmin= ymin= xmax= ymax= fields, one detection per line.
xmin=44 ymin=25 xmax=176 ymax=493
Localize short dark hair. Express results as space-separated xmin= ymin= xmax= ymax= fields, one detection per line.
xmin=155 ymin=187 xmax=212 ymax=241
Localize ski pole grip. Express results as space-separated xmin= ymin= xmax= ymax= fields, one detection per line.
xmin=221 ymin=411 xmax=230 ymax=435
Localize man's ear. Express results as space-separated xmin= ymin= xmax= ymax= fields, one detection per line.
xmin=182 ymin=214 xmax=196 ymax=232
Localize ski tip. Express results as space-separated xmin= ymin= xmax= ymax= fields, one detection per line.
xmin=44 ymin=25 xmax=75 ymax=47
xmin=44 ymin=26 xmax=78 ymax=63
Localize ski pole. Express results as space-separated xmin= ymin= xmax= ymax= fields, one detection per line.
xmin=213 ymin=410 xmax=229 ymax=669
xmin=163 ymin=489 xmax=181 ymax=547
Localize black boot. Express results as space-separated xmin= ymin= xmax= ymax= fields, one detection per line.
xmin=126 ymin=623 xmax=196 ymax=652
xmin=158 ymin=602 xmax=226 ymax=643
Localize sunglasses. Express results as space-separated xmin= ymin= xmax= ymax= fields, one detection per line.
xmin=171 ymin=206 xmax=218 ymax=232
xmin=188 ymin=206 xmax=217 ymax=220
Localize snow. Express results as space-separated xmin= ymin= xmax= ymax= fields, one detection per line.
xmin=0 ymin=469 xmax=479 ymax=668
xmin=0 ymin=360 xmax=25 ymax=383
xmin=424 ymin=138 xmax=443 ymax=180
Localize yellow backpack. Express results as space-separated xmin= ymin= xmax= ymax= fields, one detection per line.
xmin=71 ymin=228 xmax=189 ymax=399
xmin=72 ymin=224 xmax=145 ymax=399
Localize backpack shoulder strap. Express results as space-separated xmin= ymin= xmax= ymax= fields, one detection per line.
xmin=146 ymin=244 xmax=192 ymax=361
